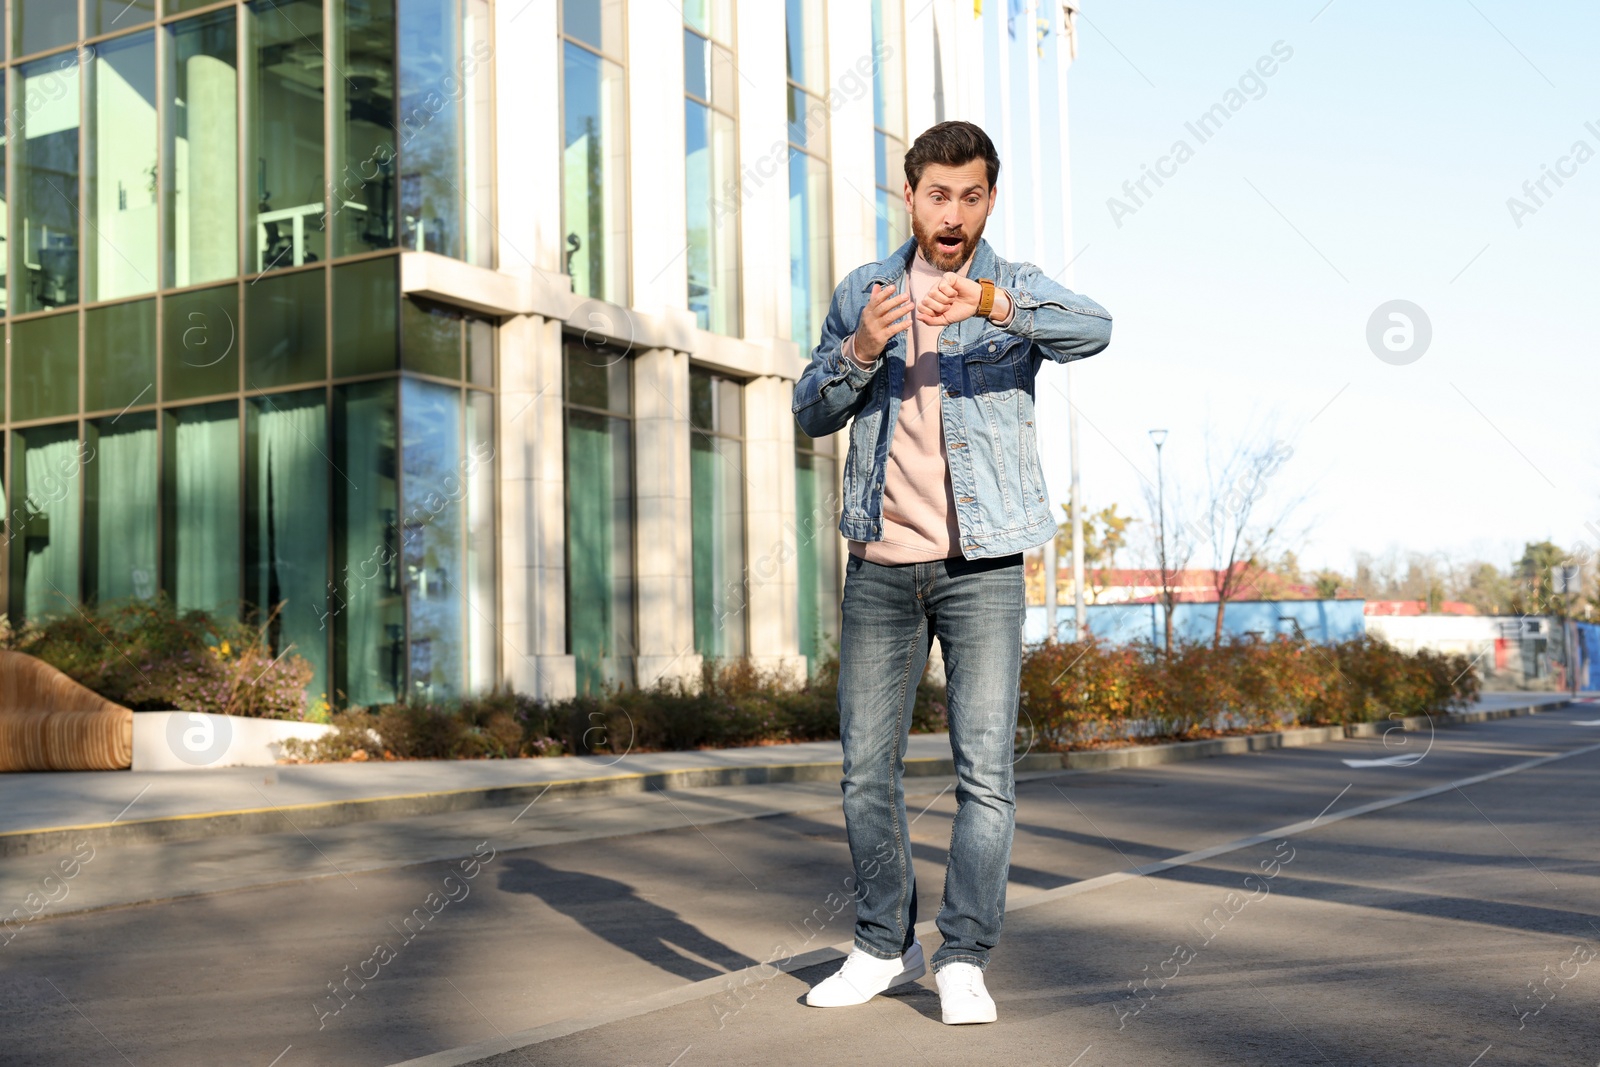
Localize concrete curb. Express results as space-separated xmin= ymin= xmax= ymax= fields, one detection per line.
xmin=0 ymin=700 xmax=1572 ymax=858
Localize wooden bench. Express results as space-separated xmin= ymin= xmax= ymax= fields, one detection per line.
xmin=0 ymin=651 xmax=134 ymax=771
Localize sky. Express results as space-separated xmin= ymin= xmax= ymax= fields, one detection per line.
xmin=1028 ymin=0 xmax=1600 ymax=577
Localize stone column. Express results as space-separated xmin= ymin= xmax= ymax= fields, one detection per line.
xmin=631 ymin=346 xmax=703 ymax=690
xmin=497 ymin=313 xmax=576 ymax=700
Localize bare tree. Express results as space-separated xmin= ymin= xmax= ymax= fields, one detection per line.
xmin=1193 ymin=425 xmax=1308 ymax=646
xmin=1139 ymin=474 xmax=1194 ymax=652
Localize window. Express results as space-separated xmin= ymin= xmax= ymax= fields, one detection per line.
xmin=871 ymin=0 xmax=909 ymax=259
xmin=794 ymin=427 xmax=840 ymax=673
xmin=684 ymin=0 xmax=739 ymax=335
xmin=87 ymin=30 xmax=158 ymax=302
xmin=164 ymin=7 xmax=239 ymax=289
xmin=785 ymin=0 xmax=830 ymax=350
xmin=246 ymin=0 xmax=327 ymax=274
xmin=690 ymin=367 xmax=745 ymax=659
xmin=564 ymin=340 xmax=636 ymax=694
xmin=163 ymin=400 xmax=242 ymax=615
xmin=7 ymin=422 xmax=84 ymax=622
xmin=332 ymin=0 xmax=397 ymax=258
xmin=85 ymin=412 xmax=159 ymax=605
xmin=561 ymin=0 xmax=628 ymax=304
xmin=332 ymin=379 xmax=403 ymax=707
xmin=14 ymin=50 xmax=82 ymax=313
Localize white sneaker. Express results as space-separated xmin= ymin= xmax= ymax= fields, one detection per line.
xmin=935 ymin=962 xmax=997 ymax=1024
xmin=804 ymin=940 xmax=926 ymax=1007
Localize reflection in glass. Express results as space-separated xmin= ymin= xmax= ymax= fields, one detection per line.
xmin=86 ymin=413 xmax=159 ymax=605
xmin=14 ymin=52 xmax=82 ymax=312
xmin=562 ymin=41 xmax=627 ymax=303
xmin=247 ymin=390 xmax=331 ymax=699
xmin=789 ymin=150 xmax=830 ymax=350
xmin=91 ymin=0 xmax=157 ymax=36
xmin=10 ymin=312 xmax=79 ymax=421
xmin=14 ymin=1 xmax=76 ymax=59
xmin=164 ymin=283 xmax=240 ymax=401
xmin=332 ymin=0 xmax=397 ymax=257
xmin=8 ymin=423 xmax=83 ymax=623
xmin=247 ymin=268 xmax=326 ymax=389
xmin=685 ymin=100 xmax=739 ymax=335
xmin=86 ymin=299 xmax=156 ymax=413
xmin=690 ymin=370 xmax=745 ymax=659
xmin=165 ymin=9 xmax=239 ymax=288
xmin=332 ymin=379 xmax=402 ymax=707
xmin=247 ymin=0 xmax=326 ymax=273
xmin=401 ymin=297 xmax=461 ymax=379
xmin=400 ymin=377 xmax=462 ymax=699
xmin=88 ymin=31 xmax=159 ymax=302
xmin=565 ymin=344 xmax=633 ymax=695
xmin=165 ymin=401 xmax=241 ymax=615
xmin=561 ymin=0 xmax=623 ymax=54
xmin=332 ymin=256 xmax=398 ymax=376
xmin=465 ymin=389 xmax=496 ymax=693
xmin=398 ymin=0 xmax=460 ymax=258
xmin=785 ymin=0 xmax=825 ymax=91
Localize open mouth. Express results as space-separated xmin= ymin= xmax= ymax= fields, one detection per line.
xmin=935 ymin=233 xmax=964 ymax=255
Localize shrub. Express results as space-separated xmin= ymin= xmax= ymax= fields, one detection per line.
xmin=0 ymin=595 xmax=316 ymax=720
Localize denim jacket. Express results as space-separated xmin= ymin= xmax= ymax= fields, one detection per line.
xmin=791 ymin=236 xmax=1113 ymax=560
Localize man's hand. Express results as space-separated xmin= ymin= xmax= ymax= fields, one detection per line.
xmin=854 ymin=283 xmax=914 ymax=361
xmin=917 ymin=273 xmax=988 ymax=327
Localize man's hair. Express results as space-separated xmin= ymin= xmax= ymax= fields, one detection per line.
xmin=903 ymin=121 xmax=1001 ymax=192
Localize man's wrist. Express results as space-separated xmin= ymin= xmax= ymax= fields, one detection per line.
xmin=985 ymin=288 xmax=1015 ymax=326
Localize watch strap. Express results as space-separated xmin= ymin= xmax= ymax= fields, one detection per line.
xmin=976 ymin=278 xmax=996 ymax=319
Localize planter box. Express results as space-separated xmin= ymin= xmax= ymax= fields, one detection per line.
xmin=131 ymin=711 xmax=338 ymax=772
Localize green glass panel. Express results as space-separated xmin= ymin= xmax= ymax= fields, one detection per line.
xmin=90 ymin=0 xmax=157 ymax=35
xmin=165 ymin=0 xmax=220 ymax=15
xmin=400 ymin=376 xmax=462 ymax=700
xmin=9 ymin=423 xmax=84 ymax=623
xmin=465 ymin=389 xmax=496 ymax=693
xmin=331 ymin=378 xmax=401 ymax=707
xmin=247 ymin=389 xmax=330 ymax=701
xmin=691 ymin=432 xmax=746 ymax=659
xmin=164 ymin=9 xmax=239 ymax=289
xmin=164 ymin=400 xmax=240 ymax=615
xmin=566 ymin=407 xmax=633 ymax=695
xmin=164 ymin=284 xmax=239 ymax=400
xmin=686 ymin=100 xmax=739 ymax=335
xmin=13 ymin=2 xmax=76 ymax=59
xmin=247 ymin=0 xmax=326 ymax=273
xmin=789 ymin=150 xmax=831 ymax=349
xmin=246 ymin=268 xmax=326 ymax=389
xmin=14 ymin=52 xmax=82 ymax=313
xmin=794 ymin=449 xmax=839 ymax=673
xmin=0 ymin=78 xmax=9 ymax=315
xmin=87 ymin=31 xmax=159 ymax=303
xmin=11 ymin=312 xmax=80 ymax=421
xmin=332 ymin=257 xmax=398 ymax=376
xmin=86 ymin=412 xmax=159 ymax=605
xmin=332 ymin=0 xmax=397 ymax=257
xmin=401 ymin=297 xmax=460 ymax=379
xmin=86 ymin=299 xmax=157 ymax=413
xmin=565 ymin=341 xmax=629 ymax=413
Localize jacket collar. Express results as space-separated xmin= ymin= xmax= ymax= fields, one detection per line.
xmin=863 ymin=235 xmax=999 ymax=290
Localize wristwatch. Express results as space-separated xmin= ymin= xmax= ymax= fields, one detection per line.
xmin=976 ymin=278 xmax=996 ymax=319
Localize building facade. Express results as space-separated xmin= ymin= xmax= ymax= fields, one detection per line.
xmin=0 ymin=0 xmax=1081 ymax=705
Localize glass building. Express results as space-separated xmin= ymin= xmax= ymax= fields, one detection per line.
xmin=1 ymin=0 xmax=1078 ymax=705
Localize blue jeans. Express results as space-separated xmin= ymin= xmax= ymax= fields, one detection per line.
xmin=836 ymin=550 xmax=1024 ymax=972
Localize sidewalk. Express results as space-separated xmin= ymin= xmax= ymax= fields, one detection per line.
xmin=0 ymin=692 xmax=1578 ymax=858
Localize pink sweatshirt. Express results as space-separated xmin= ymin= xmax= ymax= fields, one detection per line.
xmin=842 ymin=247 xmax=1013 ymax=564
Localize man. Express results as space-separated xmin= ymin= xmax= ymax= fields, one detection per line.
xmin=791 ymin=121 xmax=1113 ymax=1025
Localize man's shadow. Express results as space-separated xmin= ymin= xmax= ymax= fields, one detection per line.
xmin=497 ymin=856 xmax=758 ymax=982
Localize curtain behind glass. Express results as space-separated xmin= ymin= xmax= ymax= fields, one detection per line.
xmin=249 ymin=391 xmax=330 ymax=702
xmin=567 ymin=409 xmax=634 ymax=695
xmin=16 ymin=426 xmax=82 ymax=621
xmin=91 ymin=416 xmax=159 ymax=604
xmin=172 ymin=402 xmax=241 ymax=615
xmin=691 ymin=435 xmax=745 ymax=659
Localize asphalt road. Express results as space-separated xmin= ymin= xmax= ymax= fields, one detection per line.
xmin=2 ymin=706 xmax=1597 ymax=1067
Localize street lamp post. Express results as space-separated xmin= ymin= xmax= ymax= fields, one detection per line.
xmin=1149 ymin=429 xmax=1169 ymax=651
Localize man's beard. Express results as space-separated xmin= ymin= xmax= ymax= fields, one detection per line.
xmin=913 ymin=213 xmax=984 ymax=273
